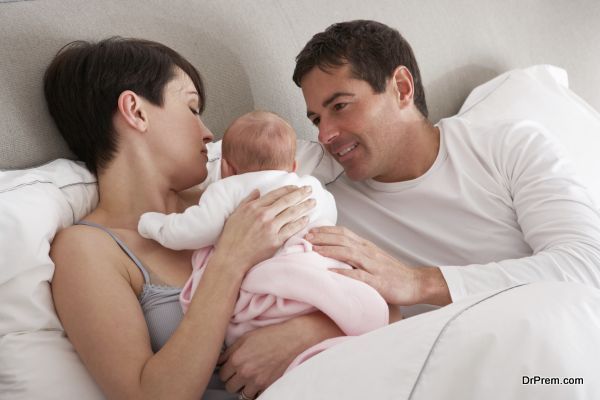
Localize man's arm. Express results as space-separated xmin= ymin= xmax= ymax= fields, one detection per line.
xmin=307 ymin=122 xmax=600 ymax=306
xmin=439 ymin=121 xmax=600 ymax=301
xmin=306 ymin=225 xmax=452 ymax=307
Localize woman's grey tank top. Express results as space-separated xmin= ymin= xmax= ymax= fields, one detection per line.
xmin=76 ymin=221 xmax=237 ymax=400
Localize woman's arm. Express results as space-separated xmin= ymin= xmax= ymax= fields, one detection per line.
xmin=51 ymin=225 xmax=245 ymax=400
xmin=219 ymin=311 xmax=343 ymax=397
xmin=51 ymin=185 xmax=314 ymax=400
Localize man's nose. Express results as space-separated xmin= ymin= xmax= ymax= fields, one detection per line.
xmin=318 ymin=119 xmax=339 ymax=145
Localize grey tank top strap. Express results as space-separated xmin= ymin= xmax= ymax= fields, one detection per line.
xmin=75 ymin=220 xmax=151 ymax=283
xmin=74 ymin=221 xmax=234 ymax=398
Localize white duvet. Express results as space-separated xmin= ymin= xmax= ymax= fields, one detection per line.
xmin=260 ymin=282 xmax=600 ymax=400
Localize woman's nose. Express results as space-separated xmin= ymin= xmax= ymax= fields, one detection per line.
xmin=203 ymin=128 xmax=214 ymax=143
xmin=198 ymin=119 xmax=214 ymax=142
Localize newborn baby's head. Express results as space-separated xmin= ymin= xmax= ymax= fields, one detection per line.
xmin=221 ymin=111 xmax=297 ymax=177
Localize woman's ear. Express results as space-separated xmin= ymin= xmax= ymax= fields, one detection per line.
xmin=221 ymin=158 xmax=237 ymax=178
xmin=390 ymin=66 xmax=415 ymax=108
xmin=116 ymin=90 xmax=148 ymax=132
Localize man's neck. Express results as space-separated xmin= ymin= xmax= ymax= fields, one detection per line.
xmin=373 ymin=119 xmax=440 ymax=183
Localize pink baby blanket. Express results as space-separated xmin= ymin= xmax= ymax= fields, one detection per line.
xmin=180 ymin=233 xmax=389 ymax=370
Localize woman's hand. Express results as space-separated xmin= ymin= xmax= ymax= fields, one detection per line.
xmin=213 ymin=185 xmax=315 ymax=275
xmin=305 ymin=226 xmax=451 ymax=307
xmin=218 ymin=324 xmax=296 ymax=398
xmin=218 ymin=312 xmax=342 ymax=398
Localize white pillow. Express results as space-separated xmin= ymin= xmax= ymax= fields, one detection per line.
xmin=458 ymin=64 xmax=600 ymax=209
xmin=0 ymin=159 xmax=103 ymax=399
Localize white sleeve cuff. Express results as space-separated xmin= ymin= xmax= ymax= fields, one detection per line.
xmin=138 ymin=212 xmax=166 ymax=241
xmin=439 ymin=266 xmax=468 ymax=303
xmin=201 ymin=141 xmax=222 ymax=191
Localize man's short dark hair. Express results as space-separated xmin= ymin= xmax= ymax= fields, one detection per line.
xmin=293 ymin=20 xmax=428 ymax=118
xmin=44 ymin=37 xmax=205 ymax=175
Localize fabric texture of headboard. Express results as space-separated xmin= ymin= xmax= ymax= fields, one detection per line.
xmin=1 ymin=0 xmax=599 ymax=170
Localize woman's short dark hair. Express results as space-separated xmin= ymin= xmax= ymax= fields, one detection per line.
xmin=293 ymin=20 xmax=428 ymax=119
xmin=44 ymin=37 xmax=205 ymax=175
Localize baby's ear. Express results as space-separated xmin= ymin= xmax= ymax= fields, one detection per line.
xmin=292 ymin=160 xmax=298 ymax=172
xmin=221 ymin=158 xmax=237 ymax=178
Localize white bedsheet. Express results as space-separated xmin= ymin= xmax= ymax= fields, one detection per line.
xmin=260 ymin=281 xmax=600 ymax=399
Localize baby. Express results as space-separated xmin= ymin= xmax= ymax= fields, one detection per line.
xmin=138 ymin=111 xmax=388 ymax=370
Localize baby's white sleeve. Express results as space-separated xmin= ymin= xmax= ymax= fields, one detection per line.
xmin=199 ymin=141 xmax=222 ymax=191
xmin=303 ymin=175 xmax=338 ymax=225
xmin=138 ymin=181 xmax=234 ymax=250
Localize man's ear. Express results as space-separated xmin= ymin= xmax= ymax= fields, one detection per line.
xmin=117 ymin=90 xmax=148 ymax=132
xmin=221 ymin=158 xmax=237 ymax=178
xmin=390 ymin=66 xmax=415 ymax=108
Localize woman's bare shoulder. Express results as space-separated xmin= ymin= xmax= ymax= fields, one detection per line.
xmin=50 ymin=224 xmax=129 ymax=281
xmin=52 ymin=223 xmax=113 ymax=254
xmin=50 ymin=224 xmax=156 ymax=396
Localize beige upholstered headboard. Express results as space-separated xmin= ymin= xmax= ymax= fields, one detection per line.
xmin=1 ymin=0 xmax=599 ymax=169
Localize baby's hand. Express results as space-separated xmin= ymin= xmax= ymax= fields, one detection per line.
xmin=138 ymin=212 xmax=167 ymax=240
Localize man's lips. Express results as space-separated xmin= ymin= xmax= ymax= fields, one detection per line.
xmin=332 ymin=142 xmax=359 ymax=158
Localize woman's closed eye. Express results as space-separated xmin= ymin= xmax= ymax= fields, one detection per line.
xmin=190 ymin=107 xmax=200 ymax=116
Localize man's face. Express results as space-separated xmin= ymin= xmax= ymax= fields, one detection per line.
xmin=301 ymin=64 xmax=403 ymax=181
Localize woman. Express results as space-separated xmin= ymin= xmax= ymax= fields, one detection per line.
xmin=45 ymin=37 xmax=342 ymax=400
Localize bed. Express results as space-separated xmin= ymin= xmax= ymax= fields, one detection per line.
xmin=1 ymin=0 xmax=600 ymax=399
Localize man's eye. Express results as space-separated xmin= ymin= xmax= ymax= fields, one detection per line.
xmin=312 ymin=117 xmax=321 ymax=127
xmin=334 ymin=103 xmax=347 ymax=111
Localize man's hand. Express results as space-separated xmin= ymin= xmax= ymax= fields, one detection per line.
xmin=218 ymin=312 xmax=342 ymax=398
xmin=305 ymin=226 xmax=451 ymax=307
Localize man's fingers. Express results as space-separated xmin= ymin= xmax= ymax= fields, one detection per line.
xmin=308 ymin=225 xmax=362 ymax=241
xmin=313 ymin=245 xmax=364 ymax=269
xmin=330 ymin=267 xmax=375 ymax=287
xmin=306 ymin=231 xmax=355 ymax=248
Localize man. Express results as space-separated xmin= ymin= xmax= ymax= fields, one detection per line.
xmin=219 ymin=20 xmax=600 ymax=398
xmin=293 ymin=20 xmax=600 ymax=314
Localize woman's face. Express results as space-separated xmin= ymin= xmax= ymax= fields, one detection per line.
xmin=146 ymin=69 xmax=214 ymax=190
